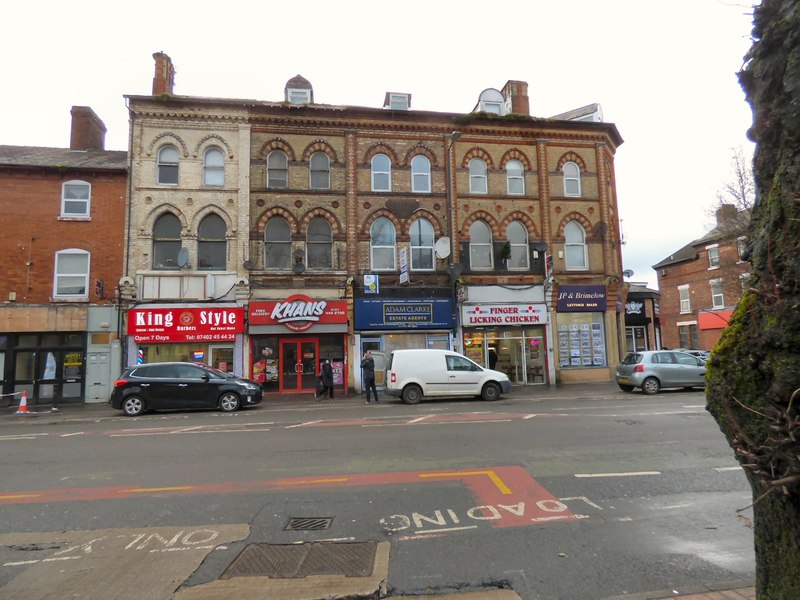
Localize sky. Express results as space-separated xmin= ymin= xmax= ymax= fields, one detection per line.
xmin=1 ymin=0 xmax=756 ymax=289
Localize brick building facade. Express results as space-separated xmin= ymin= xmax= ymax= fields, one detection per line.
xmin=120 ymin=53 xmax=625 ymax=394
xmin=654 ymin=204 xmax=750 ymax=351
xmin=0 ymin=107 xmax=127 ymax=405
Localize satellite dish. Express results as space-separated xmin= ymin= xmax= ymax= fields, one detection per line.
xmin=243 ymin=259 xmax=254 ymax=270
xmin=293 ymin=262 xmax=306 ymax=274
xmin=623 ymin=269 xmax=634 ymax=278
xmin=176 ymin=248 xmax=189 ymax=268
xmin=434 ymin=237 xmax=451 ymax=259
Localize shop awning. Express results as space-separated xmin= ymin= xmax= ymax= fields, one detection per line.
xmin=699 ymin=309 xmax=734 ymax=330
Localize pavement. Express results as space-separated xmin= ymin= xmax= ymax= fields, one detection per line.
xmin=0 ymin=382 xmax=756 ymax=599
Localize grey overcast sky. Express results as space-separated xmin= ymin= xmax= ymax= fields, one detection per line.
xmin=2 ymin=0 xmax=756 ymax=289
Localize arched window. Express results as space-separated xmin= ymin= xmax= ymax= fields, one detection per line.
xmin=197 ymin=214 xmax=227 ymax=270
xmin=506 ymin=220 xmax=529 ymax=269
xmin=371 ymin=154 xmax=391 ymax=191
xmin=469 ymin=220 xmax=493 ymax=270
xmin=309 ymin=152 xmax=330 ymax=190
xmin=564 ymin=221 xmax=588 ymax=269
xmin=54 ymin=249 xmax=90 ymax=298
xmin=411 ymin=155 xmax=431 ymax=193
xmin=469 ymin=158 xmax=487 ymax=194
xmin=152 ymin=213 xmax=182 ymax=269
xmin=563 ymin=161 xmax=581 ymax=197
xmin=307 ymin=217 xmax=332 ymax=269
xmin=410 ymin=218 xmax=434 ymax=270
xmin=203 ymin=148 xmax=224 ymax=186
xmin=506 ymin=160 xmax=524 ymax=195
xmin=265 ymin=216 xmax=292 ymax=269
xmin=61 ymin=180 xmax=91 ymax=217
xmin=267 ymin=150 xmax=288 ymax=188
xmin=157 ymin=145 xmax=179 ymax=184
xmin=370 ymin=217 xmax=396 ymax=270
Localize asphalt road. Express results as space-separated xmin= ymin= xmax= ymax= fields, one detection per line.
xmin=0 ymin=385 xmax=755 ymax=599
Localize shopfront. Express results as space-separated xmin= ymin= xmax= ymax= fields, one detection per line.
xmin=126 ymin=304 xmax=245 ymax=375
xmin=460 ymin=302 xmax=549 ymax=385
xmin=624 ymin=285 xmax=661 ymax=353
xmin=555 ymin=284 xmax=610 ymax=379
xmin=249 ymin=295 xmax=348 ymax=395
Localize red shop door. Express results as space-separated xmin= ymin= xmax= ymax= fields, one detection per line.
xmin=279 ymin=339 xmax=318 ymax=392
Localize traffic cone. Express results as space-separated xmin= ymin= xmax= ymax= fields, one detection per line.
xmin=15 ymin=391 xmax=30 ymax=414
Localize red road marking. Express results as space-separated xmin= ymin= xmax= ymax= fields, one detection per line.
xmin=0 ymin=466 xmax=576 ymax=526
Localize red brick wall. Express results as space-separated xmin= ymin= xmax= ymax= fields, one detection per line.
xmin=0 ymin=168 xmax=127 ymax=304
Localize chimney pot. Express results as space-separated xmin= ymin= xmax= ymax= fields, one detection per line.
xmin=152 ymin=52 xmax=176 ymax=96
xmin=69 ymin=106 xmax=106 ymax=151
xmin=715 ymin=203 xmax=738 ymax=224
xmin=502 ymin=80 xmax=530 ymax=116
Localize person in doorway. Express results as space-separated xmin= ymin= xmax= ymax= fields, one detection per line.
xmin=488 ymin=347 xmax=498 ymax=370
xmin=361 ymin=351 xmax=379 ymax=404
xmin=316 ymin=359 xmax=334 ymax=400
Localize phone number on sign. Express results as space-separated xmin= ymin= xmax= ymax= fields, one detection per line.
xmin=185 ymin=333 xmax=235 ymax=342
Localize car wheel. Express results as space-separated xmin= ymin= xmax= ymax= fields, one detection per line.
xmin=219 ymin=392 xmax=241 ymax=412
xmin=122 ymin=396 xmax=145 ymax=417
xmin=481 ymin=382 xmax=501 ymax=401
xmin=642 ymin=377 xmax=661 ymax=395
xmin=402 ymin=384 xmax=423 ymax=405
xmin=618 ymin=384 xmax=635 ymax=392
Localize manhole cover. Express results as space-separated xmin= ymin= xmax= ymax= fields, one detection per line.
xmin=285 ymin=517 xmax=333 ymax=531
xmin=221 ymin=541 xmax=378 ymax=579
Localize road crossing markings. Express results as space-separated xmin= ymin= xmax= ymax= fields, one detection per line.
xmin=0 ymin=433 xmax=49 ymax=441
xmin=574 ymin=471 xmax=661 ymax=478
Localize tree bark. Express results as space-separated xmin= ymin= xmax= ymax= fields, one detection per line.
xmin=706 ymin=0 xmax=800 ymax=597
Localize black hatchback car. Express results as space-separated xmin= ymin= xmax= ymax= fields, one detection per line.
xmin=110 ymin=362 xmax=263 ymax=416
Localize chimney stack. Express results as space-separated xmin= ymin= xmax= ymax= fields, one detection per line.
xmin=502 ymin=80 xmax=530 ymax=116
xmin=715 ymin=203 xmax=738 ymax=225
xmin=69 ymin=106 xmax=106 ymax=151
xmin=152 ymin=52 xmax=176 ymax=95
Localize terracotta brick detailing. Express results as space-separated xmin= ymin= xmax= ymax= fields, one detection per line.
xmin=499 ymin=148 xmax=533 ymax=170
xmin=146 ymin=132 xmax=189 ymax=157
xmin=256 ymin=138 xmax=296 ymax=161
xmin=301 ymin=140 xmax=338 ymax=163
xmin=556 ymin=151 xmax=587 ymax=171
xmin=554 ymin=212 xmax=594 ymax=240
xmin=402 ymin=143 xmax=438 ymax=167
xmin=299 ymin=208 xmax=343 ymax=236
xmin=462 ymin=210 xmax=501 ymax=239
xmin=363 ymin=143 xmax=399 ymax=164
xmin=460 ymin=147 xmax=495 ymax=169
xmin=69 ymin=106 xmax=107 ymax=151
xmin=500 ymin=212 xmax=539 ymax=239
xmin=254 ymin=206 xmax=299 ymax=234
xmin=360 ymin=210 xmax=403 ymax=237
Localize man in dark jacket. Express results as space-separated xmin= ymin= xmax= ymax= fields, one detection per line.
xmin=361 ymin=351 xmax=378 ymax=404
xmin=316 ymin=359 xmax=335 ymax=400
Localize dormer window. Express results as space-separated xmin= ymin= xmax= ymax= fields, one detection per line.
xmin=288 ymin=89 xmax=311 ymax=105
xmin=483 ymin=102 xmax=503 ymax=114
xmin=475 ymin=88 xmax=506 ymax=115
xmin=384 ymin=93 xmax=411 ymax=110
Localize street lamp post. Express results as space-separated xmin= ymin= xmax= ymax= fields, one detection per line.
xmin=445 ymin=131 xmax=461 ymax=351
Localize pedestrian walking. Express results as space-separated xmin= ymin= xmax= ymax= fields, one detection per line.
xmin=316 ymin=359 xmax=335 ymax=400
xmin=361 ymin=351 xmax=379 ymax=404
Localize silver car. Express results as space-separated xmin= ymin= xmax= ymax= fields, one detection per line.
xmin=615 ymin=350 xmax=707 ymax=395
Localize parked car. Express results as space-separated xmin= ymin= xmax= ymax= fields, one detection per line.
xmin=110 ymin=362 xmax=263 ymax=416
xmin=673 ymin=348 xmax=710 ymax=361
xmin=385 ymin=348 xmax=512 ymax=404
xmin=615 ymin=350 xmax=707 ymax=395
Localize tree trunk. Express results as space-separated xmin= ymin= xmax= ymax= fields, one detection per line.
xmin=705 ymin=0 xmax=800 ymax=597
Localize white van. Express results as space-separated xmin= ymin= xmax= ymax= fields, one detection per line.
xmin=385 ymin=348 xmax=512 ymax=404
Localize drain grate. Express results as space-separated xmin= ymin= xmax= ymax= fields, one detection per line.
xmin=285 ymin=516 xmax=333 ymax=531
xmin=221 ymin=541 xmax=377 ymax=579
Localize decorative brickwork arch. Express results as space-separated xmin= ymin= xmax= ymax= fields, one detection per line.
xmin=301 ymin=140 xmax=338 ymax=163
xmin=141 ymin=205 xmax=188 ymax=237
xmin=499 ymin=148 xmax=533 ymax=171
xmin=404 ymin=209 xmax=444 ymax=239
xmin=556 ymin=151 xmax=587 ymax=172
xmin=299 ymin=207 xmax=343 ymax=237
xmin=360 ymin=209 xmax=403 ymax=238
xmin=403 ymin=143 xmax=438 ymax=167
xmin=363 ymin=143 xmax=399 ymax=165
xmin=189 ymin=207 xmax=234 ymax=236
xmin=193 ymin=134 xmax=234 ymax=159
xmin=257 ymin=138 xmax=297 ymax=161
xmin=462 ymin=210 xmax=501 ymax=240
xmin=255 ymin=206 xmax=299 ymax=237
xmin=146 ymin=132 xmax=189 ymax=157
xmin=460 ymin=147 xmax=495 ymax=169
xmin=554 ymin=212 xmax=594 ymax=241
xmin=500 ymin=212 xmax=538 ymax=240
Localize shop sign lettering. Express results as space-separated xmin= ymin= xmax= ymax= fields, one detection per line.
xmin=249 ymin=296 xmax=348 ymax=331
xmin=128 ymin=307 xmax=244 ymax=343
xmin=461 ymin=304 xmax=548 ymax=327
